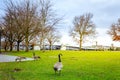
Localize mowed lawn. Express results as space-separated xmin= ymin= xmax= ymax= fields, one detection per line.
xmin=0 ymin=51 xmax=120 ymax=80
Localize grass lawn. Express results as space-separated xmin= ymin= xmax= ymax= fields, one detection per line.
xmin=0 ymin=50 xmax=120 ymax=80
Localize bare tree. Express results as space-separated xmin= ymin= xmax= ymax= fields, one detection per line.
xmin=108 ymin=18 xmax=120 ymax=41
xmin=0 ymin=23 xmax=10 ymax=51
xmin=1 ymin=0 xmax=61 ymax=52
xmin=37 ymin=0 xmax=61 ymax=50
xmin=2 ymin=7 xmax=16 ymax=51
xmin=13 ymin=0 xmax=38 ymax=52
xmin=70 ymin=13 xmax=96 ymax=50
xmin=46 ymin=27 xmax=60 ymax=50
xmin=2 ymin=0 xmax=38 ymax=52
xmin=4 ymin=0 xmax=25 ymax=51
xmin=1 ymin=39 xmax=10 ymax=51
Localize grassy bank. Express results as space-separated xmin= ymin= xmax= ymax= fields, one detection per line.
xmin=0 ymin=51 xmax=120 ymax=80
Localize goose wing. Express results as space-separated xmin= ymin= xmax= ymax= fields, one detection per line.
xmin=54 ymin=62 xmax=63 ymax=71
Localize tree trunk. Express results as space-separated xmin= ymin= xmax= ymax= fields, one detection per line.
xmin=17 ymin=41 xmax=20 ymax=51
xmin=40 ymin=40 xmax=42 ymax=50
xmin=79 ymin=38 xmax=82 ymax=51
xmin=79 ymin=41 xmax=82 ymax=51
xmin=9 ymin=42 xmax=13 ymax=51
xmin=42 ymin=41 xmax=45 ymax=50
xmin=4 ymin=46 xmax=7 ymax=51
xmin=49 ymin=41 xmax=52 ymax=50
xmin=25 ymin=37 xmax=29 ymax=52
xmin=4 ymin=40 xmax=8 ymax=51
xmin=50 ymin=44 xmax=52 ymax=50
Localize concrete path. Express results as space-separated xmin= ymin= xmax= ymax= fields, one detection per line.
xmin=0 ymin=54 xmax=34 ymax=62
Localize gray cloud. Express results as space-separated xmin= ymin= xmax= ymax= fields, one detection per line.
xmin=54 ymin=0 xmax=120 ymax=29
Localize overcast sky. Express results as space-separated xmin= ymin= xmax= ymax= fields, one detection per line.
xmin=52 ymin=0 xmax=120 ymax=47
xmin=0 ymin=0 xmax=120 ymax=46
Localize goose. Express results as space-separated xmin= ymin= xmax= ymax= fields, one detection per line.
xmin=15 ymin=56 xmax=26 ymax=62
xmin=13 ymin=68 xmax=22 ymax=72
xmin=33 ymin=52 xmax=40 ymax=60
xmin=53 ymin=53 xmax=63 ymax=75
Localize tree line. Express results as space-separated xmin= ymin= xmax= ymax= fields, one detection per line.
xmin=0 ymin=0 xmax=61 ymax=52
xmin=0 ymin=0 xmax=120 ymax=52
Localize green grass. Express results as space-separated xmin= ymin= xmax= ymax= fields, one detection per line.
xmin=0 ymin=51 xmax=120 ymax=80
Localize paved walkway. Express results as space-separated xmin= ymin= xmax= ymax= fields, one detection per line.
xmin=0 ymin=54 xmax=34 ymax=62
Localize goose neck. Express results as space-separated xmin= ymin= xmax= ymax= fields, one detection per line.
xmin=58 ymin=55 xmax=61 ymax=62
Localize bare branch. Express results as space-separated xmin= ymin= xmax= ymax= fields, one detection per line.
xmin=70 ymin=13 xmax=96 ymax=50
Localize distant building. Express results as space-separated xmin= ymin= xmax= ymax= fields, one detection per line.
xmin=33 ymin=44 xmax=61 ymax=50
xmin=60 ymin=44 xmax=66 ymax=50
xmin=12 ymin=43 xmax=119 ymax=51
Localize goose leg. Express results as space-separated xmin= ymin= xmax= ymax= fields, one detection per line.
xmin=54 ymin=70 xmax=57 ymax=74
xmin=59 ymin=70 xmax=61 ymax=75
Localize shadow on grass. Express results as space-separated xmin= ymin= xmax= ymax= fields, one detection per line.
xmin=0 ymin=68 xmax=22 ymax=80
xmin=0 ymin=69 xmax=17 ymax=80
